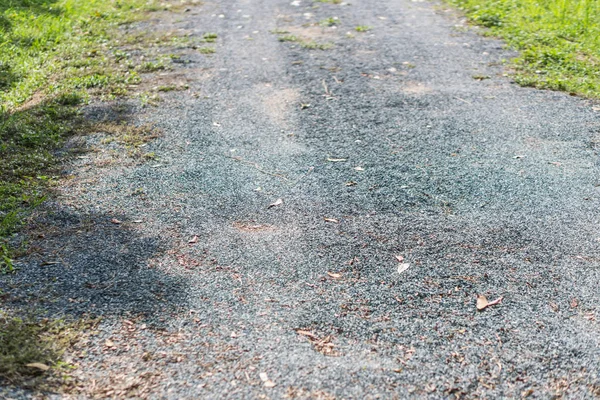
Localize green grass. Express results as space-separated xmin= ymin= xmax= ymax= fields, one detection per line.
xmin=0 ymin=97 xmax=84 ymax=245
xmin=0 ymin=311 xmax=95 ymax=386
xmin=355 ymin=25 xmax=371 ymax=32
xmin=445 ymin=0 xmax=600 ymax=97
xmin=197 ymin=46 xmax=216 ymax=54
xmin=0 ymin=0 xmax=158 ymax=110
xmin=277 ymin=34 xmax=333 ymax=50
xmin=0 ymin=0 xmax=163 ymax=255
xmin=202 ymin=32 xmax=217 ymax=42
xmin=318 ymin=17 xmax=339 ymax=27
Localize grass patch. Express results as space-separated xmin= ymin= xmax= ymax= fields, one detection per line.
xmin=0 ymin=0 xmax=174 ymax=246
xmin=445 ymin=0 xmax=600 ymax=97
xmin=301 ymin=40 xmax=333 ymax=50
xmin=138 ymin=60 xmax=169 ymax=73
xmin=318 ymin=17 xmax=339 ymax=27
xmin=0 ymin=97 xmax=84 ymax=242
xmin=202 ymin=32 xmax=218 ymax=42
xmin=0 ymin=0 xmax=161 ymax=110
xmin=0 ymin=311 xmax=94 ymax=387
xmin=277 ymin=34 xmax=333 ymax=50
xmin=355 ymin=25 xmax=372 ymax=32
xmin=197 ymin=46 xmax=216 ymax=54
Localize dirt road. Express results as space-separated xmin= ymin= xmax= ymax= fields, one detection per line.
xmin=4 ymin=0 xmax=600 ymax=398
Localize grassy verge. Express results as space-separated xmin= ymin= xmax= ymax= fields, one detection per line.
xmin=0 ymin=311 xmax=96 ymax=388
xmin=445 ymin=0 xmax=600 ymax=98
xmin=0 ymin=0 xmax=167 ymax=270
xmin=0 ymin=0 xmax=180 ymax=389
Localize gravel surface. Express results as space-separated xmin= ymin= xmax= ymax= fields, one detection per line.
xmin=2 ymin=0 xmax=600 ymax=398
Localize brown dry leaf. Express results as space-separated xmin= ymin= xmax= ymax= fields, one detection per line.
xmin=26 ymin=363 xmax=50 ymax=371
xmin=268 ymin=198 xmax=283 ymax=208
xmin=104 ymin=339 xmax=115 ymax=348
xmin=327 ymin=272 xmax=342 ymax=279
xmin=188 ymin=235 xmax=199 ymax=244
xmin=570 ymin=298 xmax=579 ymax=308
xmin=324 ymin=218 xmax=339 ymax=223
xmin=110 ymin=218 xmax=122 ymax=224
xmin=476 ymin=295 xmax=488 ymax=311
xmin=327 ymin=157 xmax=347 ymax=162
xmin=477 ymin=295 xmax=503 ymax=311
xmin=397 ymin=263 xmax=410 ymax=274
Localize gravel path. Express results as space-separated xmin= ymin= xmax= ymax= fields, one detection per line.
xmin=3 ymin=0 xmax=600 ymax=398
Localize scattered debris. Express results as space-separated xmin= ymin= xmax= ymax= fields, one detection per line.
xmin=327 ymin=272 xmax=342 ymax=279
xmin=570 ymin=298 xmax=579 ymax=308
xmin=296 ymin=329 xmax=337 ymax=355
xmin=259 ymin=372 xmax=276 ymax=388
xmin=476 ymin=295 xmax=503 ymax=311
xmin=188 ymin=235 xmax=199 ymax=244
xmin=268 ymin=198 xmax=283 ymax=208
xmin=327 ymin=157 xmax=347 ymax=162
xmin=397 ymin=263 xmax=410 ymax=274
xmin=26 ymin=363 xmax=50 ymax=371
xmin=110 ymin=218 xmax=122 ymax=224
xmin=324 ymin=218 xmax=339 ymax=223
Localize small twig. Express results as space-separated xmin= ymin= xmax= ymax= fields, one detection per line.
xmin=225 ymin=155 xmax=288 ymax=180
xmin=454 ymin=96 xmax=472 ymax=105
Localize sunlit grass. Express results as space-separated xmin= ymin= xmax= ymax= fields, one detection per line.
xmin=446 ymin=0 xmax=600 ymax=97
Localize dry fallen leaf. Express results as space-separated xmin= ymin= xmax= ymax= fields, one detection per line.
xmin=268 ymin=198 xmax=283 ymax=208
xmin=477 ymin=295 xmax=503 ymax=311
xmin=264 ymin=380 xmax=276 ymax=388
xmin=110 ymin=218 xmax=121 ymax=224
xmin=395 ymin=255 xmax=404 ymax=262
xmin=104 ymin=339 xmax=115 ymax=348
xmin=26 ymin=363 xmax=50 ymax=371
xmin=324 ymin=218 xmax=339 ymax=223
xmin=397 ymin=263 xmax=410 ymax=274
xmin=188 ymin=235 xmax=199 ymax=244
xmin=259 ymin=372 xmax=269 ymax=382
xmin=549 ymin=302 xmax=559 ymax=312
xmin=476 ymin=295 xmax=488 ymax=311
xmin=327 ymin=272 xmax=342 ymax=279
xmin=570 ymin=298 xmax=579 ymax=308
xmin=327 ymin=157 xmax=347 ymax=162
